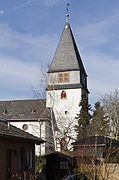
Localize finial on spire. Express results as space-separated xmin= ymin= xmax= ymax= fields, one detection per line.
xmin=66 ymin=3 xmax=70 ymax=23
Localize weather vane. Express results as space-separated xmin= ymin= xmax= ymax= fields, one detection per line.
xmin=66 ymin=2 xmax=70 ymax=23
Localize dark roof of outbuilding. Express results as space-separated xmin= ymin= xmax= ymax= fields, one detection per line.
xmin=66 ymin=150 xmax=90 ymax=157
xmin=48 ymin=23 xmax=87 ymax=75
xmin=0 ymin=99 xmax=51 ymax=121
xmin=72 ymin=135 xmax=119 ymax=146
xmin=43 ymin=151 xmax=73 ymax=159
xmin=0 ymin=120 xmax=44 ymax=144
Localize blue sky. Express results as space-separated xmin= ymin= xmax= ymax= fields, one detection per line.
xmin=0 ymin=0 xmax=119 ymax=105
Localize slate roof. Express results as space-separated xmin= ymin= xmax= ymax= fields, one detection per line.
xmin=72 ymin=135 xmax=119 ymax=146
xmin=0 ymin=120 xmax=44 ymax=144
xmin=0 ymin=99 xmax=51 ymax=121
xmin=66 ymin=150 xmax=90 ymax=157
xmin=48 ymin=22 xmax=87 ymax=75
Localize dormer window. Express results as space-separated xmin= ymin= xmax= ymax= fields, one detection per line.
xmin=58 ymin=72 xmax=69 ymax=83
xmin=60 ymin=138 xmax=67 ymax=151
xmin=61 ymin=91 xmax=67 ymax=99
xmin=65 ymin=111 xmax=68 ymax=115
xmin=2 ymin=109 xmax=7 ymax=114
xmin=31 ymin=108 xmax=36 ymax=113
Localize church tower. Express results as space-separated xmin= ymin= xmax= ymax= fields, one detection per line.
xmin=46 ymin=6 xmax=89 ymax=151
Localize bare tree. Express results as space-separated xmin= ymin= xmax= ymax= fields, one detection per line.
xmin=53 ymin=108 xmax=77 ymax=151
xmin=100 ymin=89 xmax=119 ymax=139
xmin=32 ymin=66 xmax=77 ymax=152
xmin=32 ymin=65 xmax=48 ymax=99
xmin=75 ymin=137 xmax=119 ymax=180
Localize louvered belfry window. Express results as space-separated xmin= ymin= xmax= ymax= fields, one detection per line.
xmin=58 ymin=72 xmax=69 ymax=83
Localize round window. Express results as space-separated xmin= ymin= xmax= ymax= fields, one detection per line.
xmin=22 ymin=124 xmax=28 ymax=131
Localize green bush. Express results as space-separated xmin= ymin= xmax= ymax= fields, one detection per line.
xmin=35 ymin=156 xmax=46 ymax=179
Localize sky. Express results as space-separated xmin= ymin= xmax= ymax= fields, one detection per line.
xmin=0 ymin=0 xmax=119 ymax=106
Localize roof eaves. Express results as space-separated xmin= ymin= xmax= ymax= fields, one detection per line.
xmin=0 ymin=133 xmax=45 ymax=144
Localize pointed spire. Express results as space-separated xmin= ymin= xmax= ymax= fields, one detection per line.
xmin=48 ymin=22 xmax=87 ymax=76
xmin=66 ymin=3 xmax=70 ymax=23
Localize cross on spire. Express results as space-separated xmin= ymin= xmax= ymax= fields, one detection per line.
xmin=66 ymin=3 xmax=70 ymax=23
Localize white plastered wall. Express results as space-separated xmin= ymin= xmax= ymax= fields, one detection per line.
xmin=46 ymin=88 xmax=82 ymax=150
xmin=10 ymin=121 xmax=45 ymax=155
xmin=48 ymin=71 xmax=80 ymax=86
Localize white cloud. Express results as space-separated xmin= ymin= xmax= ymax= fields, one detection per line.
xmin=0 ymin=56 xmax=41 ymax=90
xmin=84 ymin=52 xmax=119 ymax=104
xmin=0 ymin=23 xmax=58 ymax=63
xmin=0 ymin=10 xmax=4 ymax=15
xmin=75 ymin=11 xmax=119 ymax=50
xmin=72 ymin=11 xmax=119 ymax=104
xmin=0 ymin=22 xmax=58 ymax=99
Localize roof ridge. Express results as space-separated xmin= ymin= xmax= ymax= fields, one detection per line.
xmin=0 ymin=99 xmax=45 ymax=102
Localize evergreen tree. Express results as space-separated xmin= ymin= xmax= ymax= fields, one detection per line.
xmin=76 ymin=94 xmax=92 ymax=139
xmin=89 ymin=101 xmax=109 ymax=136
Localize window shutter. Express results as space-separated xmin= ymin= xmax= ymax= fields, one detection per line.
xmin=64 ymin=73 xmax=69 ymax=82
xmin=58 ymin=73 xmax=63 ymax=82
xmin=58 ymin=72 xmax=69 ymax=83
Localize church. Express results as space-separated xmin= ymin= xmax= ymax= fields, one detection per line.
xmin=0 ymin=10 xmax=89 ymax=155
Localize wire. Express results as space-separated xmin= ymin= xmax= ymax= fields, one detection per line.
xmin=9 ymin=0 xmax=37 ymax=12
xmin=0 ymin=0 xmax=38 ymax=15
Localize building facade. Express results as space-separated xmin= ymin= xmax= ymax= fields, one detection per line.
xmin=0 ymin=100 xmax=55 ymax=155
xmin=0 ymin=120 xmax=44 ymax=180
xmin=46 ymin=22 xmax=89 ymax=150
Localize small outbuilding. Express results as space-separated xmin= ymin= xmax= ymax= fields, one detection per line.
xmin=72 ymin=135 xmax=119 ymax=159
xmin=0 ymin=120 xmax=44 ymax=180
xmin=44 ymin=151 xmax=73 ymax=180
xmin=71 ymin=136 xmax=119 ymax=180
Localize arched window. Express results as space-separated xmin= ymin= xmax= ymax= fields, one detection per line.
xmin=2 ymin=109 xmax=7 ymax=114
xmin=61 ymin=91 xmax=67 ymax=99
xmin=60 ymin=138 xmax=67 ymax=151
